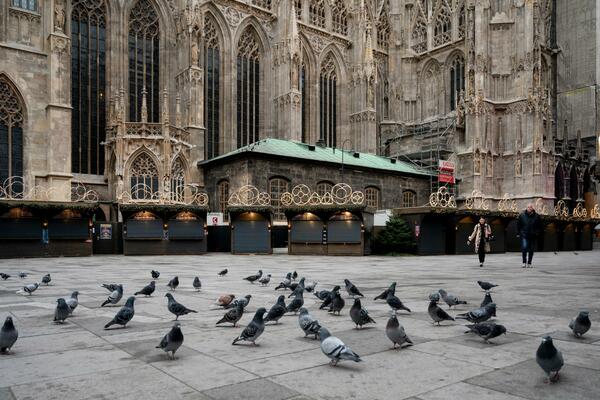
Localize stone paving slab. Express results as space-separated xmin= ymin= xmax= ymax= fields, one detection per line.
xmin=418 ymin=382 xmax=529 ymax=400
xmin=201 ymin=378 xmax=299 ymax=400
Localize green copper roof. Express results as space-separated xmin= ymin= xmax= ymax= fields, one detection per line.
xmin=201 ymin=138 xmax=432 ymax=177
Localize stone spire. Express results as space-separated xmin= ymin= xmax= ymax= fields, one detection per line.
xmin=175 ymin=95 xmax=182 ymax=128
xmin=364 ymin=25 xmax=375 ymax=80
xmin=162 ymin=87 xmax=169 ymax=124
xmin=141 ymin=86 xmax=148 ymax=123
xmin=288 ymin=0 xmax=300 ymax=59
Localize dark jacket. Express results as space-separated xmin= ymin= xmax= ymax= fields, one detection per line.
xmin=517 ymin=210 xmax=542 ymax=238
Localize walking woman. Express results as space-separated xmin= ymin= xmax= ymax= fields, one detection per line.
xmin=467 ymin=217 xmax=492 ymax=267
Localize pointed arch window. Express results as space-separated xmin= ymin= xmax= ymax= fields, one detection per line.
xmin=128 ymin=0 xmax=160 ymax=123
xmin=457 ymin=1 xmax=465 ymax=39
xmin=319 ymin=54 xmax=338 ymax=148
xmin=316 ymin=181 xmax=333 ymax=197
xmin=0 ymin=76 xmax=24 ymax=196
xmin=252 ymin=0 xmax=271 ymax=10
xmin=377 ymin=7 xmax=391 ymax=50
xmin=402 ymin=190 xmax=416 ymax=208
xmin=411 ymin=10 xmax=427 ymax=53
xmin=269 ymin=177 xmax=289 ymax=221
xmin=295 ymin=0 xmax=303 ymax=20
xmin=11 ymin=0 xmax=37 ymax=12
xmin=217 ymin=179 xmax=229 ymax=221
xmin=300 ymin=50 xmax=309 ymax=143
xmin=171 ymin=158 xmax=185 ymax=202
xmin=236 ymin=29 xmax=261 ymax=148
xmin=449 ymin=55 xmax=465 ymax=111
xmin=309 ymin=0 xmax=326 ymax=29
xmin=433 ymin=2 xmax=452 ymax=47
xmin=332 ymin=1 xmax=348 ymax=36
xmin=129 ymin=152 xmax=159 ymax=200
xmin=204 ymin=16 xmax=220 ymax=159
xmin=71 ymin=0 xmax=107 ymax=175
xmin=365 ymin=187 xmax=381 ymax=208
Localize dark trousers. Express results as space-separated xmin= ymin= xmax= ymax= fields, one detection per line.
xmin=478 ymin=240 xmax=486 ymax=263
xmin=521 ymin=236 xmax=535 ymax=264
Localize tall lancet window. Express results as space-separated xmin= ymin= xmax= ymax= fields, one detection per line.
xmin=71 ymin=0 xmax=107 ymax=174
xmin=128 ymin=0 xmax=160 ymax=122
xmin=300 ymin=54 xmax=309 ymax=143
xmin=204 ymin=16 xmax=220 ymax=159
xmin=319 ymin=54 xmax=338 ymax=148
xmin=236 ymin=28 xmax=261 ymax=148
xmin=449 ymin=55 xmax=465 ymax=111
xmin=0 ymin=76 xmax=24 ymax=195
xmin=331 ymin=1 xmax=348 ymax=36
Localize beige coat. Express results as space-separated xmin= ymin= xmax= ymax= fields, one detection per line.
xmin=468 ymin=223 xmax=492 ymax=253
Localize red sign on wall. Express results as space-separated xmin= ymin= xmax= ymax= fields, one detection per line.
xmin=438 ymin=160 xmax=455 ymax=184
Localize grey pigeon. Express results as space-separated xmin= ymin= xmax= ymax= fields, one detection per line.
xmin=167 ymin=276 xmax=179 ymax=291
xmin=344 ymin=279 xmax=364 ymax=298
xmin=292 ymin=271 xmax=298 ymax=280
xmin=386 ymin=284 xmax=411 ymax=313
xmin=456 ymin=303 xmax=496 ymax=323
xmin=54 ymin=298 xmax=70 ymax=324
xmin=428 ymin=299 xmax=455 ymax=325
xmin=304 ymin=281 xmax=317 ymax=292
xmin=350 ymin=298 xmax=376 ymax=329
xmin=41 ymin=273 xmax=51 ymax=285
xmin=225 ymin=294 xmax=251 ymax=310
xmin=101 ymin=284 xmax=123 ymax=307
xmin=480 ymin=292 xmax=493 ymax=308
xmin=23 ymin=282 xmax=39 ymax=295
xmin=429 ymin=292 xmax=441 ymax=302
xmin=66 ymin=291 xmax=79 ymax=314
xmin=286 ymin=287 xmax=304 ymax=314
xmin=374 ymin=282 xmax=395 ymax=301
xmin=264 ymin=295 xmax=286 ymax=324
xmin=258 ymin=274 xmax=272 ymax=286
xmin=0 ymin=273 xmax=10 ymax=280
xmin=438 ymin=289 xmax=467 ymax=308
xmin=314 ymin=290 xmax=329 ymax=301
xmin=477 ymin=280 xmax=498 ymax=291
xmin=298 ymin=308 xmax=321 ymax=339
xmin=569 ymin=311 xmax=591 ymax=337
xmin=318 ymin=327 xmax=362 ymax=366
xmin=18 ymin=272 xmax=27 ymax=279
xmin=101 ymin=283 xmax=120 ymax=292
xmin=156 ymin=323 xmax=184 ymax=359
xmin=151 ymin=270 xmax=160 ymax=279
xmin=216 ymin=302 xmax=244 ymax=327
xmin=165 ymin=293 xmax=197 ymax=321
xmin=536 ymin=336 xmax=564 ymax=383
xmin=104 ymin=296 xmax=135 ymax=329
xmin=319 ymin=285 xmax=340 ymax=309
xmin=274 ymin=273 xmax=292 ymax=290
xmin=465 ymin=322 xmax=507 ymax=343
xmin=218 ymin=268 xmax=228 ymax=276
xmin=328 ymin=288 xmax=345 ymax=315
xmin=0 ymin=316 xmax=18 ymax=354
xmin=135 ymin=281 xmax=155 ymax=297
xmin=386 ymin=312 xmax=413 ymax=349
xmin=192 ymin=277 xmax=202 ymax=291
xmin=288 ymin=277 xmax=305 ymax=293
xmin=244 ymin=270 xmax=263 ymax=283
xmin=232 ymin=308 xmax=267 ymax=345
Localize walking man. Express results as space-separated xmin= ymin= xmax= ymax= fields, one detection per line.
xmin=517 ymin=203 xmax=542 ymax=268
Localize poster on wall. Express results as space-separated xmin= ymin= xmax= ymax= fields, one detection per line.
xmin=99 ymin=224 xmax=112 ymax=240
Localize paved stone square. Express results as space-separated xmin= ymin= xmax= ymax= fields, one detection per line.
xmin=0 ymin=251 xmax=599 ymax=400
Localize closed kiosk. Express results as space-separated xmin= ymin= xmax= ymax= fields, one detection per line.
xmin=230 ymin=209 xmax=272 ymax=254
xmin=288 ymin=212 xmax=325 ymax=255
xmin=326 ymin=211 xmax=364 ymax=256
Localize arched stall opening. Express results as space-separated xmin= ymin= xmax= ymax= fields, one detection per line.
xmin=230 ymin=210 xmax=272 ymax=254
xmin=326 ymin=211 xmax=364 ymax=256
xmin=288 ymin=212 xmax=325 ymax=255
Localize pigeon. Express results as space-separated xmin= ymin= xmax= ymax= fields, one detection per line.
xmin=318 ymin=327 xmax=362 ymax=366
xmin=386 ymin=286 xmax=411 ymax=313
xmin=288 ymin=277 xmax=305 ymax=293
xmin=101 ymin=283 xmax=120 ymax=292
xmin=386 ymin=312 xmax=413 ymax=349
xmin=456 ymin=303 xmax=497 ymax=323
xmin=258 ymin=274 xmax=272 ymax=286
xmin=192 ymin=277 xmax=202 ymax=291
xmin=438 ymin=289 xmax=467 ymax=308
xmin=477 ymin=280 xmax=498 ymax=292
xmin=216 ymin=302 xmax=244 ymax=327
xmin=41 ymin=274 xmax=51 ymax=285
xmin=328 ymin=288 xmax=345 ymax=315
xmin=350 ymin=298 xmax=376 ymax=329
xmin=218 ymin=268 xmax=228 ymax=277
xmin=167 ymin=276 xmax=179 ymax=291
xmin=313 ymin=290 xmax=330 ymax=301
xmin=286 ymin=288 xmax=304 ymax=314
xmin=18 ymin=272 xmax=27 ymax=279
xmin=135 ymin=281 xmax=156 ymax=297
xmin=374 ymin=282 xmax=396 ymax=301
xmin=536 ymin=336 xmax=564 ymax=383
xmin=151 ymin=270 xmax=160 ymax=279
xmin=429 ymin=292 xmax=441 ymax=302
xmin=66 ymin=291 xmax=79 ymax=314
xmin=225 ymin=294 xmax=252 ymax=310
xmin=298 ymin=308 xmax=321 ymax=339
xmin=156 ymin=323 xmax=184 ymax=359
xmin=54 ymin=298 xmax=70 ymax=324
xmin=480 ymin=292 xmax=493 ymax=308
xmin=264 ymin=295 xmax=287 ymax=324
xmin=465 ymin=322 xmax=507 ymax=344
xmin=569 ymin=311 xmax=591 ymax=337
xmin=101 ymin=284 xmax=123 ymax=307
xmin=0 ymin=273 xmax=10 ymax=280
xmin=23 ymin=283 xmax=39 ymax=295
xmin=232 ymin=308 xmax=267 ymax=345
xmin=104 ymin=296 xmax=136 ymax=329
xmin=304 ymin=281 xmax=317 ymax=293
xmin=428 ymin=299 xmax=455 ymax=325
xmin=292 ymin=271 xmax=298 ymax=280
xmin=275 ymin=273 xmax=292 ymax=290
xmin=0 ymin=316 xmax=18 ymax=354
xmin=216 ymin=294 xmax=236 ymax=307
xmin=319 ymin=286 xmax=341 ymax=310
xmin=165 ymin=293 xmax=197 ymax=321
xmin=344 ymin=279 xmax=364 ymax=298
xmin=244 ymin=270 xmax=263 ymax=283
